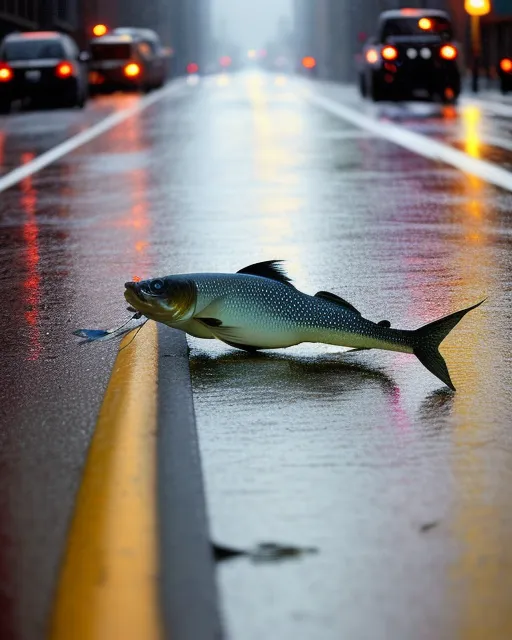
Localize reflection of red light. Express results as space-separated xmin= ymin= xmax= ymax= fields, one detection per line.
xmin=382 ymin=46 xmax=398 ymax=61
xmin=259 ymin=49 xmax=267 ymax=58
xmin=220 ymin=56 xmax=232 ymax=67
xmin=20 ymin=152 xmax=41 ymax=361
xmin=302 ymin=56 xmax=316 ymax=69
xmin=187 ymin=62 xmax=199 ymax=74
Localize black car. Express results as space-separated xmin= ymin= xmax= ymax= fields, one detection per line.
xmin=359 ymin=9 xmax=461 ymax=104
xmin=497 ymin=56 xmax=512 ymax=94
xmin=88 ymin=31 xmax=167 ymax=94
xmin=0 ymin=31 xmax=88 ymax=114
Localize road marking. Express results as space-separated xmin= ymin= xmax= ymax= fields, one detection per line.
xmin=302 ymin=91 xmax=512 ymax=192
xmin=50 ymin=323 xmax=162 ymax=640
xmin=0 ymin=82 xmax=185 ymax=194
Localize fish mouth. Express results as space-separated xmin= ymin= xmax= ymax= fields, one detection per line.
xmin=124 ymin=282 xmax=146 ymax=307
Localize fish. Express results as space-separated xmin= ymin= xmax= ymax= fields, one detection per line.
xmin=124 ymin=260 xmax=485 ymax=390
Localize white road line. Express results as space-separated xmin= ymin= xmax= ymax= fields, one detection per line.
xmin=0 ymin=81 xmax=186 ymax=194
xmin=303 ymin=91 xmax=512 ymax=193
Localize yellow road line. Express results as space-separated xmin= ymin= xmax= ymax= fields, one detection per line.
xmin=50 ymin=322 xmax=162 ymax=640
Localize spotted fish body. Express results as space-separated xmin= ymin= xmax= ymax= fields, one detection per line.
xmin=124 ymin=261 xmax=484 ymax=390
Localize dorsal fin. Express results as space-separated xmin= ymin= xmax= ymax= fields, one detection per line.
xmin=315 ymin=291 xmax=361 ymax=315
xmin=237 ymin=260 xmax=293 ymax=286
xmin=378 ymin=320 xmax=391 ymax=328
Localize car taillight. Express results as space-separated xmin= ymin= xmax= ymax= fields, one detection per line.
xmin=382 ymin=46 xmax=398 ymax=61
xmin=0 ymin=65 xmax=13 ymax=82
xmin=56 ymin=61 xmax=73 ymax=78
xmin=187 ymin=62 xmax=199 ymax=74
xmin=440 ymin=45 xmax=457 ymax=61
xmin=366 ymin=49 xmax=378 ymax=64
xmin=500 ymin=58 xmax=512 ymax=73
xmin=302 ymin=56 xmax=317 ymax=69
xmin=124 ymin=63 xmax=141 ymax=77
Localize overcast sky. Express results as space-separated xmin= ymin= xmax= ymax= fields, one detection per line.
xmin=212 ymin=0 xmax=293 ymax=47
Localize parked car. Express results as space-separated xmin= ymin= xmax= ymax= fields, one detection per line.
xmin=358 ymin=9 xmax=461 ymax=104
xmin=497 ymin=57 xmax=512 ymax=94
xmin=0 ymin=31 xmax=88 ymax=114
xmin=88 ymin=30 xmax=167 ymax=94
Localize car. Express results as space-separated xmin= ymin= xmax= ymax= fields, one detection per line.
xmin=88 ymin=30 xmax=167 ymax=94
xmin=359 ymin=9 xmax=461 ymax=104
xmin=0 ymin=31 xmax=88 ymax=114
xmin=497 ymin=57 xmax=512 ymax=94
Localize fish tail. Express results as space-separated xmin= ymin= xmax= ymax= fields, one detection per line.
xmin=411 ymin=299 xmax=486 ymax=390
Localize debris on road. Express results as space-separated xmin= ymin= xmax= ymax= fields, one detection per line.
xmin=73 ymin=310 xmax=146 ymax=344
xmin=213 ymin=541 xmax=318 ymax=563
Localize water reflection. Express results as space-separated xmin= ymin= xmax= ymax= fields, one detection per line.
xmin=20 ymin=151 xmax=41 ymax=361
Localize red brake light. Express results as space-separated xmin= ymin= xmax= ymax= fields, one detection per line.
xmin=56 ymin=61 xmax=73 ymax=78
xmin=382 ymin=46 xmax=398 ymax=61
xmin=500 ymin=58 xmax=512 ymax=72
xmin=440 ymin=45 xmax=457 ymax=60
xmin=219 ymin=56 xmax=232 ymax=67
xmin=187 ymin=62 xmax=199 ymax=74
xmin=302 ymin=56 xmax=317 ymax=69
xmin=0 ymin=65 xmax=13 ymax=82
xmin=124 ymin=63 xmax=141 ymax=77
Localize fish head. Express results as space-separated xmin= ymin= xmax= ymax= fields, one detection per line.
xmin=124 ymin=277 xmax=197 ymax=324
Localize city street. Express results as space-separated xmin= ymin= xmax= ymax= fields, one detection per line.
xmin=1 ymin=72 xmax=512 ymax=639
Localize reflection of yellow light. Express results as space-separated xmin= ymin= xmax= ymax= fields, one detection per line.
xmin=275 ymin=75 xmax=287 ymax=87
xmin=462 ymin=105 xmax=481 ymax=158
xmin=217 ymin=74 xmax=230 ymax=87
xmin=248 ymin=49 xmax=257 ymax=59
xmin=418 ymin=18 xmax=432 ymax=30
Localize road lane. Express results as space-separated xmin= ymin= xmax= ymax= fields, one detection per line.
xmin=0 ymin=82 xmax=196 ymax=640
xmin=175 ymin=75 xmax=512 ymax=640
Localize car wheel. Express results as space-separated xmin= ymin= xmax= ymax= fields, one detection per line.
xmin=0 ymin=99 xmax=10 ymax=115
xmin=359 ymin=73 xmax=367 ymax=98
xmin=370 ymin=76 xmax=384 ymax=102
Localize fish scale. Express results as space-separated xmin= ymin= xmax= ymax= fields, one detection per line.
xmin=124 ymin=260 xmax=485 ymax=390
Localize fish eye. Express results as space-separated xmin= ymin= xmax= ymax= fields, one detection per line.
xmin=149 ymin=279 xmax=165 ymax=294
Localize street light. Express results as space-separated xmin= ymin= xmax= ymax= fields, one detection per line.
xmin=465 ymin=0 xmax=491 ymax=93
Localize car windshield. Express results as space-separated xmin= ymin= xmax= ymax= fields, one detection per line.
xmin=382 ymin=17 xmax=453 ymax=42
xmin=90 ymin=44 xmax=132 ymax=61
xmin=2 ymin=39 xmax=64 ymax=61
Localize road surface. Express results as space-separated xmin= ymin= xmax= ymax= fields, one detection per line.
xmin=1 ymin=73 xmax=512 ymax=640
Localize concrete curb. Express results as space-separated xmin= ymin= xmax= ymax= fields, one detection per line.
xmin=157 ymin=327 xmax=223 ymax=640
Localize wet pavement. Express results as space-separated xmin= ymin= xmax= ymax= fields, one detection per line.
xmin=1 ymin=74 xmax=512 ymax=639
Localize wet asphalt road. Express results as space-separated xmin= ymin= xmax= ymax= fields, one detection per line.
xmin=1 ymin=74 xmax=512 ymax=639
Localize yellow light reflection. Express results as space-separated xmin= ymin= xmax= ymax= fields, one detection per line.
xmin=245 ymin=72 xmax=308 ymax=282
xmin=445 ymin=125 xmax=511 ymax=637
xmin=274 ymin=75 xmax=287 ymax=87
xmin=462 ymin=105 xmax=482 ymax=158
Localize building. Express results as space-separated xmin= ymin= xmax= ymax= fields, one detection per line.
xmin=0 ymin=0 xmax=79 ymax=40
